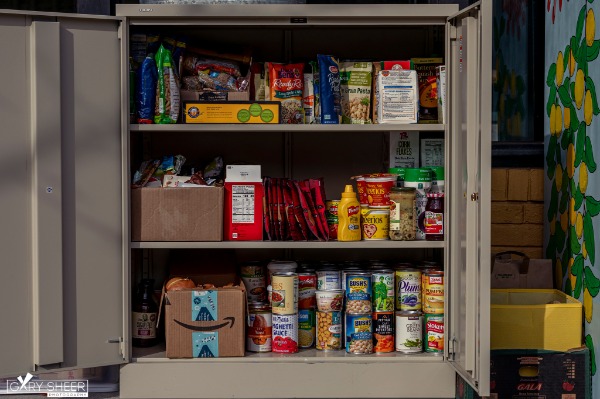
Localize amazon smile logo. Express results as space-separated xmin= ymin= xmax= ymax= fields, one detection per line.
xmin=174 ymin=316 xmax=235 ymax=331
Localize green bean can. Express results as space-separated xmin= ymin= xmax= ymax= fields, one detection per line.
xmin=371 ymin=269 xmax=394 ymax=312
xmin=395 ymin=311 xmax=423 ymax=353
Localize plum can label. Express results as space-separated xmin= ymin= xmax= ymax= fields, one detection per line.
xmin=395 ymin=268 xmax=421 ymax=311
xmin=272 ymin=314 xmax=299 ymax=353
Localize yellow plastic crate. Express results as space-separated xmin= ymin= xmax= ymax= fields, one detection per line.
xmin=491 ymin=289 xmax=582 ymax=351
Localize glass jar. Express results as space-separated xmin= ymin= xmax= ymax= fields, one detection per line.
xmin=424 ymin=192 xmax=444 ymax=241
xmin=132 ymin=278 xmax=158 ymax=348
xmin=389 ymin=187 xmax=416 ymax=240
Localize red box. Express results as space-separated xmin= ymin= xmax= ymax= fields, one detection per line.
xmin=224 ymin=182 xmax=264 ymax=241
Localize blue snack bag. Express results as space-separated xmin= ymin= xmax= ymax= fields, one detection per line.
xmin=136 ymin=55 xmax=158 ymax=124
xmin=318 ymin=54 xmax=341 ymax=124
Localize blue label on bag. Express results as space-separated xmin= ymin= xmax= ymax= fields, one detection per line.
xmin=192 ymin=291 xmax=218 ymax=321
xmin=193 ymin=332 xmax=219 ymax=357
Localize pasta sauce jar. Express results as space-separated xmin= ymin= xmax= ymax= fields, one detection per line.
xmin=424 ymin=192 xmax=444 ymax=241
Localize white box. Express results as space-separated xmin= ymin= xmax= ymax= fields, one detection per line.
xmin=389 ymin=131 xmax=419 ymax=168
xmin=225 ymin=165 xmax=262 ymax=182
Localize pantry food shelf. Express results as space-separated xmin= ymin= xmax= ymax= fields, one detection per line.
xmin=130 ymin=123 xmax=445 ymax=133
xmin=133 ymin=345 xmax=444 ymax=363
xmin=130 ymin=240 xmax=445 ymax=249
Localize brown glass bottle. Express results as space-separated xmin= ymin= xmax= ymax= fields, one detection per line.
xmin=132 ymin=278 xmax=158 ymax=347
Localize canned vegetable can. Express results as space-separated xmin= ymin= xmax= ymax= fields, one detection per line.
xmin=371 ymin=269 xmax=395 ymax=312
xmin=345 ymin=313 xmax=373 ymax=354
xmin=422 ymin=270 xmax=444 ymax=314
xmin=424 ymin=313 xmax=444 ymax=354
xmin=372 ymin=312 xmax=394 ymax=353
xmin=316 ymin=269 xmax=341 ymax=290
xmin=395 ymin=311 xmax=423 ymax=353
xmin=316 ymin=311 xmax=342 ymax=350
xmin=298 ymin=309 xmax=316 ymax=348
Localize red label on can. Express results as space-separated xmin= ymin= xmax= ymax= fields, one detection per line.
xmin=298 ymin=274 xmax=317 ymax=309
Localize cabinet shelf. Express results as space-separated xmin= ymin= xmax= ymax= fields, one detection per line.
xmin=130 ymin=240 xmax=445 ymax=249
xmin=130 ymin=123 xmax=445 ymax=133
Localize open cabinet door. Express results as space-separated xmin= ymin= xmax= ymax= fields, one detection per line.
xmin=0 ymin=10 xmax=126 ymax=378
xmin=446 ymin=1 xmax=491 ymax=396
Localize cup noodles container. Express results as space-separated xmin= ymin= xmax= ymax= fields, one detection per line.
xmin=315 ymin=289 xmax=344 ymax=312
xmin=364 ymin=175 xmax=396 ymax=208
xmin=355 ymin=176 xmax=368 ymax=206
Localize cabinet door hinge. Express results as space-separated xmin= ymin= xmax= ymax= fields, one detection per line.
xmin=448 ymin=337 xmax=456 ymax=361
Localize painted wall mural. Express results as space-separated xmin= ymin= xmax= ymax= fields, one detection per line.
xmin=545 ymin=0 xmax=599 ymax=392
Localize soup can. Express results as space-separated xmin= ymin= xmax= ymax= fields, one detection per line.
xmin=298 ymin=308 xmax=316 ymax=348
xmin=316 ymin=311 xmax=342 ymax=350
xmin=372 ymin=311 xmax=394 ymax=353
xmin=424 ymin=313 xmax=444 ymax=354
xmin=266 ymin=260 xmax=297 ymax=286
xmin=371 ymin=269 xmax=395 ymax=312
xmin=240 ymin=262 xmax=267 ymax=302
xmin=422 ymin=270 xmax=444 ymax=314
xmin=345 ymin=313 xmax=373 ymax=354
xmin=272 ymin=314 xmax=299 ymax=354
xmin=271 ymin=272 xmax=298 ymax=315
xmin=298 ymin=272 xmax=317 ymax=309
xmin=395 ymin=268 xmax=422 ymax=311
xmin=361 ymin=208 xmax=390 ymax=240
xmin=246 ymin=302 xmax=272 ymax=352
xmin=325 ymin=200 xmax=340 ymax=240
xmin=345 ymin=272 xmax=372 ymax=314
xmin=395 ymin=311 xmax=423 ymax=353
xmin=316 ymin=269 xmax=341 ymax=290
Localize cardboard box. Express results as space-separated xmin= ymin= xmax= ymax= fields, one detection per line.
xmin=131 ymin=187 xmax=223 ymax=241
xmin=455 ymin=374 xmax=481 ymax=399
xmin=490 ymin=348 xmax=591 ymax=399
xmin=491 ymin=253 xmax=553 ymax=289
xmin=183 ymin=102 xmax=280 ymax=124
xmin=224 ymin=165 xmax=264 ymax=241
xmin=491 ymin=289 xmax=582 ymax=351
xmin=389 ymin=131 xmax=419 ymax=168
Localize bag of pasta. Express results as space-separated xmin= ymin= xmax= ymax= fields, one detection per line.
xmin=154 ymin=44 xmax=180 ymax=124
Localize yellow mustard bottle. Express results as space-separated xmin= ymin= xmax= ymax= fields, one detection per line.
xmin=337 ymin=185 xmax=362 ymax=241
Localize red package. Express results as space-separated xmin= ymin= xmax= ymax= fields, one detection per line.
xmin=289 ymin=180 xmax=309 ymax=240
xmin=295 ymin=181 xmax=320 ymax=241
xmin=263 ymin=177 xmax=272 ymax=241
xmin=309 ymin=178 xmax=330 ymax=241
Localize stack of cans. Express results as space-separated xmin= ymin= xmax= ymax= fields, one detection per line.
xmin=298 ymin=266 xmax=317 ymax=349
xmin=371 ymin=267 xmax=395 ymax=353
xmin=315 ymin=264 xmax=343 ymax=351
xmin=271 ymin=271 xmax=299 ymax=354
xmin=345 ymin=271 xmax=373 ymax=354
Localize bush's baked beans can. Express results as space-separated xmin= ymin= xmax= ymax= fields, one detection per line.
xmin=395 ymin=268 xmax=422 ymax=311
xmin=298 ymin=272 xmax=317 ymax=309
xmin=424 ymin=313 xmax=444 ymax=354
xmin=240 ymin=262 xmax=267 ymax=302
xmin=271 ymin=272 xmax=298 ymax=315
xmin=272 ymin=313 xmax=299 ymax=353
xmin=372 ymin=311 xmax=394 ymax=353
xmin=422 ymin=270 xmax=444 ymax=314
xmin=316 ymin=269 xmax=341 ymax=290
xmin=298 ymin=308 xmax=315 ymax=348
xmin=326 ymin=200 xmax=340 ymax=240
xmin=345 ymin=272 xmax=372 ymax=313
xmin=371 ymin=269 xmax=395 ymax=312
xmin=247 ymin=302 xmax=272 ymax=352
xmin=345 ymin=313 xmax=373 ymax=354
xmin=316 ymin=311 xmax=342 ymax=350
xmin=341 ymin=267 xmax=362 ymax=291
xmin=395 ymin=311 xmax=423 ymax=353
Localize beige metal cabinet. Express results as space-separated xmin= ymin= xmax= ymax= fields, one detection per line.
xmin=0 ymin=2 xmax=491 ymax=398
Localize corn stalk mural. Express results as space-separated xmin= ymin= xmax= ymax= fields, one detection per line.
xmin=545 ymin=0 xmax=599 ymax=388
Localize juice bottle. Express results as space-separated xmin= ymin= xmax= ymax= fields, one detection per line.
xmin=337 ymin=185 xmax=361 ymax=241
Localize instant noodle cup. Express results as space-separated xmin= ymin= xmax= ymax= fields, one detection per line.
xmin=316 ymin=289 xmax=344 ymax=311
xmin=365 ymin=175 xmax=396 ymax=208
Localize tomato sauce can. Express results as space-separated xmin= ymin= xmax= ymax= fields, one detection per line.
xmin=247 ymin=302 xmax=272 ymax=352
xmin=325 ymin=200 xmax=340 ymax=240
xmin=298 ymin=308 xmax=316 ymax=348
xmin=240 ymin=262 xmax=267 ymax=302
xmin=395 ymin=268 xmax=422 ymax=311
xmin=345 ymin=313 xmax=373 ymax=354
xmin=372 ymin=311 xmax=394 ymax=353
xmin=345 ymin=272 xmax=372 ymax=313
xmin=271 ymin=272 xmax=298 ymax=315
xmin=298 ymin=272 xmax=317 ymax=309
xmin=316 ymin=311 xmax=342 ymax=350
xmin=424 ymin=313 xmax=444 ymax=354
xmin=361 ymin=208 xmax=390 ymax=240
xmin=395 ymin=311 xmax=423 ymax=353
xmin=371 ymin=269 xmax=395 ymax=312
xmin=272 ymin=314 xmax=299 ymax=354
xmin=316 ymin=269 xmax=341 ymax=290
xmin=422 ymin=270 xmax=444 ymax=314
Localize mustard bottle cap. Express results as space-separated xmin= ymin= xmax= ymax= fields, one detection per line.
xmin=341 ymin=185 xmax=356 ymax=198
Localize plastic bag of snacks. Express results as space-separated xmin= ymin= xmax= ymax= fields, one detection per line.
xmin=136 ymin=55 xmax=157 ymax=124
xmin=340 ymin=61 xmax=372 ymax=124
xmin=154 ymin=44 xmax=180 ymax=124
xmin=317 ymin=55 xmax=341 ymax=124
xmin=268 ymin=62 xmax=305 ymax=124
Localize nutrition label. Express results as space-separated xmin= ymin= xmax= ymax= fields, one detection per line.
xmin=232 ymin=185 xmax=255 ymax=223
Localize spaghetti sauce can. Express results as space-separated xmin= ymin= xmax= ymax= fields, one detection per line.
xmin=422 ymin=270 xmax=444 ymax=314
xmin=345 ymin=313 xmax=373 ymax=354
xmin=272 ymin=314 xmax=299 ymax=353
xmin=271 ymin=272 xmax=298 ymax=315
xmin=246 ymin=303 xmax=272 ymax=352
xmin=424 ymin=313 xmax=444 ymax=354
xmin=395 ymin=268 xmax=422 ymax=311
xmin=372 ymin=312 xmax=394 ymax=353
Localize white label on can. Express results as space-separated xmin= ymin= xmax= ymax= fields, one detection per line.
xmin=395 ymin=314 xmax=422 ymax=352
xmin=317 ymin=271 xmax=341 ymax=290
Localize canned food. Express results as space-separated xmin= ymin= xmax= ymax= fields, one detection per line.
xmin=316 ymin=269 xmax=341 ymax=290
xmin=271 ymin=272 xmax=298 ymax=315
xmin=272 ymin=314 xmax=298 ymax=354
xmin=298 ymin=309 xmax=316 ymax=348
xmin=315 ymin=289 xmax=344 ymax=312
xmin=395 ymin=268 xmax=422 ymax=311
xmin=345 ymin=313 xmax=373 ymax=354
xmin=371 ymin=269 xmax=395 ymax=312
xmin=341 ymin=267 xmax=362 ymax=291
xmin=247 ymin=303 xmax=272 ymax=352
xmin=422 ymin=270 xmax=444 ymax=314
xmin=316 ymin=311 xmax=342 ymax=350
xmin=424 ymin=313 xmax=444 ymax=354
xmin=345 ymin=272 xmax=372 ymax=313
xmin=298 ymin=272 xmax=317 ymax=309
xmin=361 ymin=208 xmax=390 ymax=240
xmin=395 ymin=311 xmax=423 ymax=353
xmin=325 ymin=200 xmax=340 ymax=240
xmin=372 ymin=312 xmax=394 ymax=353
xmin=240 ymin=262 xmax=267 ymax=302
xmin=266 ymin=260 xmax=297 ymax=286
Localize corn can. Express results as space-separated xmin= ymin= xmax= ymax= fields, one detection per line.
xmin=422 ymin=270 xmax=444 ymax=314
xmin=271 ymin=272 xmax=298 ymax=315
xmin=272 ymin=313 xmax=299 ymax=353
xmin=345 ymin=272 xmax=372 ymax=313
xmin=424 ymin=313 xmax=444 ymax=354
xmin=246 ymin=302 xmax=272 ymax=352
xmin=298 ymin=308 xmax=316 ymax=348
xmin=395 ymin=310 xmax=423 ymax=353
xmin=345 ymin=313 xmax=373 ymax=354
xmin=316 ymin=311 xmax=342 ymax=350
xmin=395 ymin=268 xmax=422 ymax=311
xmin=371 ymin=269 xmax=395 ymax=312
xmin=372 ymin=311 xmax=394 ymax=353
xmin=361 ymin=208 xmax=390 ymax=240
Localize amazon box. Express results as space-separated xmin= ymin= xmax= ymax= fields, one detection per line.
xmin=165 ymin=288 xmax=245 ymax=358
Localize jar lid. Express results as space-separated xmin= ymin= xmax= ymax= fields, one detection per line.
xmin=404 ymin=168 xmax=432 ymax=182
xmin=391 ymin=187 xmax=416 ymax=192
xmin=428 ymin=166 xmax=445 ymax=180
xmin=427 ymin=192 xmax=445 ymax=198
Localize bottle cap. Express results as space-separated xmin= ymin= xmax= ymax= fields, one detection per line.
xmin=341 ymin=184 xmax=356 ymax=198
